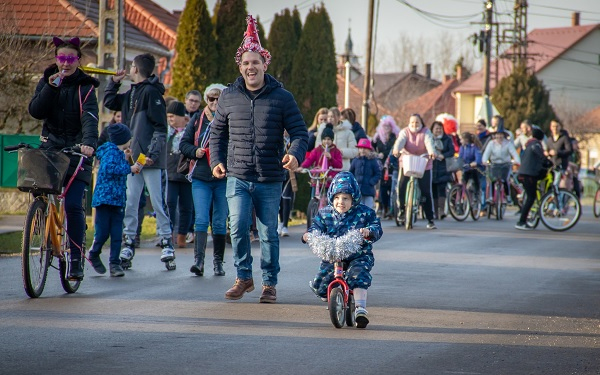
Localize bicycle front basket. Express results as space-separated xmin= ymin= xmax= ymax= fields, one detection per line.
xmin=17 ymin=148 xmax=70 ymax=194
xmin=402 ymin=155 xmax=428 ymax=178
xmin=489 ymin=163 xmax=510 ymax=181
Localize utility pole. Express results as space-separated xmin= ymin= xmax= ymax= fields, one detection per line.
xmin=513 ymin=0 xmax=528 ymax=67
xmin=482 ymin=0 xmax=493 ymax=98
xmin=361 ymin=0 xmax=375 ymax=129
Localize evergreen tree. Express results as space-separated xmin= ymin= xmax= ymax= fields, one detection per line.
xmin=169 ymin=0 xmax=217 ymax=100
xmin=256 ymin=16 xmax=268 ymax=51
xmin=292 ymin=7 xmax=302 ymax=41
xmin=268 ymin=9 xmax=299 ymax=86
xmin=492 ymin=64 xmax=556 ymax=132
xmin=290 ymin=5 xmax=337 ymax=122
xmin=214 ymin=0 xmax=248 ymax=84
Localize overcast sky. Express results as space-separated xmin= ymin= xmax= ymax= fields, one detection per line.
xmin=153 ymin=0 xmax=600 ymax=75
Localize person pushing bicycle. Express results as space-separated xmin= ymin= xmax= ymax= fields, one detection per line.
xmin=302 ymin=172 xmax=382 ymax=328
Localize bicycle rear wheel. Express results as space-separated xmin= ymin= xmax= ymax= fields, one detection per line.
xmin=593 ymin=187 xmax=600 ymax=218
xmin=448 ymin=185 xmax=470 ymax=221
xmin=22 ymin=198 xmax=51 ymax=298
xmin=328 ymin=287 xmax=345 ymax=329
xmin=539 ymin=189 xmax=581 ymax=231
xmin=405 ymin=180 xmax=414 ymax=230
xmin=467 ymin=181 xmax=482 ymax=221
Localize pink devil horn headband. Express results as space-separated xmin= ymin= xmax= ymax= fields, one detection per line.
xmin=53 ymin=36 xmax=80 ymax=47
xmin=234 ymin=15 xmax=271 ymax=66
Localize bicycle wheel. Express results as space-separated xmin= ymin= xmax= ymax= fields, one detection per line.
xmin=328 ymin=287 xmax=345 ymax=329
xmin=539 ymin=189 xmax=581 ymax=231
xmin=593 ymin=187 xmax=600 ymax=218
xmin=494 ymin=181 xmax=503 ymax=220
xmin=405 ymin=180 xmax=414 ymax=230
xmin=524 ymin=192 xmax=540 ymax=229
xmin=345 ymin=292 xmax=356 ymax=327
xmin=448 ymin=185 xmax=469 ymax=221
xmin=467 ymin=181 xmax=482 ymax=221
xmin=22 ymin=198 xmax=51 ymax=298
xmin=306 ymin=198 xmax=319 ymax=230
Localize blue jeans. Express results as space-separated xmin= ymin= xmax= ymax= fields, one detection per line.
xmin=89 ymin=204 xmax=124 ymax=265
xmin=191 ymin=179 xmax=228 ymax=235
xmin=226 ymin=177 xmax=282 ymax=286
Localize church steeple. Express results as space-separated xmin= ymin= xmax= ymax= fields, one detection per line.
xmin=345 ymin=27 xmax=353 ymax=56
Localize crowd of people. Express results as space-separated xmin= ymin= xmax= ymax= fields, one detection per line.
xmin=28 ymin=17 xmax=583 ymax=329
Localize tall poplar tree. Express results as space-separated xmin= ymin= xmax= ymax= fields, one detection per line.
xmin=169 ymin=0 xmax=217 ymax=100
xmin=290 ymin=5 xmax=337 ymax=121
xmin=492 ymin=64 xmax=556 ymax=132
xmin=268 ymin=9 xmax=299 ymax=86
xmin=214 ymin=0 xmax=247 ymax=84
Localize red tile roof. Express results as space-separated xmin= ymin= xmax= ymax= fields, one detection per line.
xmin=336 ymin=74 xmax=393 ymax=120
xmin=455 ymin=24 xmax=599 ymax=94
xmin=401 ymin=78 xmax=460 ymax=126
xmin=578 ymin=105 xmax=600 ymax=132
xmin=4 ymin=0 xmax=98 ymax=38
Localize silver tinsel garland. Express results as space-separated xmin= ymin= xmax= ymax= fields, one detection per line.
xmin=306 ymin=229 xmax=364 ymax=262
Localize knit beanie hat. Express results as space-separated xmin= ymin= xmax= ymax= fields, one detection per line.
xmin=167 ymin=101 xmax=186 ymax=117
xmin=321 ymin=123 xmax=335 ymax=140
xmin=108 ymin=123 xmax=131 ymax=146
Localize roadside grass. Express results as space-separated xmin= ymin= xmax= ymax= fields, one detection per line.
xmin=0 ymin=215 xmax=307 ymax=255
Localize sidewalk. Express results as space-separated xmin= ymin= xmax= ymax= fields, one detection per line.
xmin=0 ymin=215 xmax=25 ymax=235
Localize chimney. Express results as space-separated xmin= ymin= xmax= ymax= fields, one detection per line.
xmin=456 ymin=64 xmax=463 ymax=82
xmin=411 ymin=65 xmax=417 ymax=74
xmin=425 ymin=63 xmax=432 ymax=79
xmin=572 ymin=12 xmax=580 ymax=26
xmin=442 ymin=74 xmax=451 ymax=83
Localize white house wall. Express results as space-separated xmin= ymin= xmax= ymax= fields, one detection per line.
xmin=538 ymin=29 xmax=600 ymax=111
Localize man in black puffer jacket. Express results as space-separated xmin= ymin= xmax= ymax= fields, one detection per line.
xmin=210 ymin=15 xmax=308 ymax=303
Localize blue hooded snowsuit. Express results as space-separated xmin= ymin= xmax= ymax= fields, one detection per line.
xmin=307 ymin=172 xmax=383 ymax=298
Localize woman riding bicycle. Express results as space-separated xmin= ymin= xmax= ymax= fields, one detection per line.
xmin=392 ymin=114 xmax=437 ymax=229
xmin=481 ymin=117 xmax=520 ymax=204
xmin=459 ymin=132 xmax=484 ymax=197
xmin=28 ymin=36 xmax=98 ymax=280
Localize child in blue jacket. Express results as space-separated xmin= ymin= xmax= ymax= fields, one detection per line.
xmin=303 ymin=172 xmax=383 ymax=328
xmin=89 ymin=123 xmax=140 ymax=277
xmin=350 ymin=138 xmax=382 ymax=210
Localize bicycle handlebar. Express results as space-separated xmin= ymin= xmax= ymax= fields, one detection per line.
xmin=3 ymin=143 xmax=91 ymax=158
xmin=299 ymin=167 xmax=343 ymax=180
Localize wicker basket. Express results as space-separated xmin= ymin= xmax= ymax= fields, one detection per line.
xmin=17 ymin=148 xmax=70 ymax=194
xmin=402 ymin=154 xmax=428 ymax=178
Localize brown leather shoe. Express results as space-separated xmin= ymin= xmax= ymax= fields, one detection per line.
xmin=177 ymin=234 xmax=187 ymax=248
xmin=259 ymin=285 xmax=277 ymax=303
xmin=225 ymin=278 xmax=254 ymax=300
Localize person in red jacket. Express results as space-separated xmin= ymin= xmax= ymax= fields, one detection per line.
xmin=299 ymin=124 xmax=343 ymax=187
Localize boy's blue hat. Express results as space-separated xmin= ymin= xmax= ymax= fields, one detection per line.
xmin=108 ymin=123 xmax=131 ymax=146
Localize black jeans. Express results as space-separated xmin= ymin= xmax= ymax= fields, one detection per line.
xmin=518 ymin=175 xmax=539 ymax=224
xmin=64 ymin=179 xmax=87 ymax=261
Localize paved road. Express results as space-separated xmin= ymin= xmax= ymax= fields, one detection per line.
xmin=1 ymin=207 xmax=599 ymax=375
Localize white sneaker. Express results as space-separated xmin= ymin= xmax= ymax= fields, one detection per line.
xmin=281 ymin=227 xmax=289 ymax=237
xmin=277 ymin=223 xmax=283 ymax=236
xmin=355 ymin=307 xmax=369 ymax=328
xmin=161 ymin=247 xmax=175 ymax=261
xmin=120 ymin=248 xmax=133 ymax=261
xmin=185 ymin=232 xmax=194 ymax=243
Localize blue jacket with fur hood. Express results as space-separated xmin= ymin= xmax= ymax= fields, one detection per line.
xmin=92 ymin=142 xmax=132 ymax=207
xmin=308 ymin=172 xmax=383 ymax=258
xmin=209 ymin=74 xmax=308 ymax=182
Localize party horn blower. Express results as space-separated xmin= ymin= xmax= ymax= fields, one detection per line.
xmin=134 ymin=153 xmax=146 ymax=173
xmin=79 ymin=66 xmax=117 ymax=75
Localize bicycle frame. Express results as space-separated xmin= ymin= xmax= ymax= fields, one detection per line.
xmin=326 ymin=261 xmax=351 ymax=305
